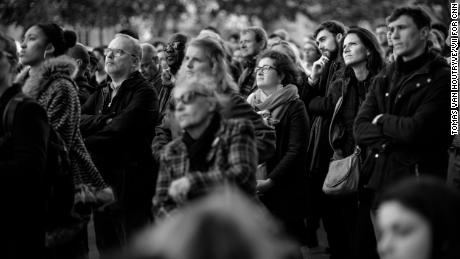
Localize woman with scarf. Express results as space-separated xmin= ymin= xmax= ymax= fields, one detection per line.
xmin=247 ymin=50 xmax=310 ymax=244
xmin=153 ymin=77 xmax=257 ymax=217
xmin=16 ymin=22 xmax=113 ymax=258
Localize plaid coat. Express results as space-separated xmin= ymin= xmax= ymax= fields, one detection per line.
xmin=153 ymin=118 xmax=257 ymax=215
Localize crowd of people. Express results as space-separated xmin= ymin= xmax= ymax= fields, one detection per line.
xmin=0 ymin=4 xmax=459 ymax=259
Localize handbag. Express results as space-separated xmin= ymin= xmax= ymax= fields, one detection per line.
xmin=322 ymin=146 xmax=361 ymax=195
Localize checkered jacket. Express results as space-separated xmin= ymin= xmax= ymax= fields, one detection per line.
xmin=153 ymin=118 xmax=257 ymax=215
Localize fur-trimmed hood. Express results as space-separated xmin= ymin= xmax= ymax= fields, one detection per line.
xmin=16 ymin=55 xmax=78 ymax=99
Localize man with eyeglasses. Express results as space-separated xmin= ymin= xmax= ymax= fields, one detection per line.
xmin=158 ymin=33 xmax=188 ymax=120
xmin=80 ymin=33 xmax=159 ymax=257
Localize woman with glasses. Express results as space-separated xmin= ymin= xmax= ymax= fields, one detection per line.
xmin=152 ymin=77 xmax=257 ymax=217
xmin=247 ymin=50 xmax=310 ymax=245
xmin=16 ymin=22 xmax=113 ymax=258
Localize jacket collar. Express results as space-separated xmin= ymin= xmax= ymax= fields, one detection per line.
xmin=16 ymin=55 xmax=78 ymax=99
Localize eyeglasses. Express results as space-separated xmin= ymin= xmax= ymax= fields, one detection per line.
xmin=254 ymin=65 xmax=278 ymax=74
xmin=165 ymin=42 xmax=183 ymax=52
xmin=104 ymin=48 xmax=137 ymax=58
xmin=168 ymin=90 xmax=211 ymax=110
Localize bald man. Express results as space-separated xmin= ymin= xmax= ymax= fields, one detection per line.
xmin=67 ymin=43 xmax=97 ymax=104
xmin=140 ymin=43 xmax=162 ymax=93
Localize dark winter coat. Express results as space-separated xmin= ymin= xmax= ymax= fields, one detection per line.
xmin=260 ymin=99 xmax=310 ymax=219
xmin=81 ymin=71 xmax=159 ymax=210
xmin=329 ymin=69 xmax=374 ymax=158
xmin=354 ymin=50 xmax=452 ymax=192
xmin=0 ymin=84 xmax=49 ymax=259
xmin=305 ymin=59 xmax=343 ymax=176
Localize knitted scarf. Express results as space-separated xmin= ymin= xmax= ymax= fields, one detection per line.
xmin=247 ymin=84 xmax=299 ymax=125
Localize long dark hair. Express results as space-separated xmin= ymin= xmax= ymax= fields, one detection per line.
xmin=340 ymin=26 xmax=384 ymax=77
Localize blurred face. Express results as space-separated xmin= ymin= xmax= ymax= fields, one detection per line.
xmin=389 ymin=15 xmax=428 ymax=61
xmin=19 ymin=25 xmax=48 ymax=66
xmin=158 ymin=50 xmax=168 ymax=70
xmin=0 ymin=47 xmax=14 ymax=83
xmin=376 ymin=26 xmax=389 ymax=47
xmin=105 ymin=37 xmax=137 ymax=78
xmin=93 ymin=50 xmax=105 ymax=72
xmin=377 ymin=201 xmax=432 ymax=259
xmin=140 ymin=50 xmax=159 ymax=80
xmin=342 ymin=33 xmax=369 ymax=67
xmin=304 ymin=42 xmax=321 ymax=63
xmin=173 ymin=85 xmax=214 ymax=131
xmin=182 ymin=45 xmax=213 ymax=77
xmin=315 ymin=29 xmax=340 ymax=57
xmin=240 ymin=31 xmax=263 ymax=58
xmin=255 ymin=58 xmax=281 ymax=91
xmin=233 ymin=49 xmax=243 ymax=63
xmin=267 ymin=36 xmax=281 ymax=49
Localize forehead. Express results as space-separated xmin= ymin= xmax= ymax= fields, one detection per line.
xmin=378 ymin=201 xmax=427 ymax=227
xmin=108 ymin=37 xmax=132 ymax=51
xmin=344 ymin=33 xmax=362 ymax=44
xmin=25 ymin=25 xmax=46 ymax=38
xmin=258 ymin=57 xmax=275 ymax=66
xmin=241 ymin=31 xmax=256 ymax=40
xmin=389 ymin=15 xmax=417 ymax=28
xmin=316 ymin=29 xmax=334 ymax=41
xmin=186 ymin=45 xmax=206 ymax=57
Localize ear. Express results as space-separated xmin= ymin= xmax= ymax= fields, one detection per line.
xmin=420 ymin=26 xmax=430 ymax=40
xmin=44 ymin=43 xmax=55 ymax=56
xmin=336 ymin=33 xmax=343 ymax=43
xmin=208 ymin=98 xmax=218 ymax=112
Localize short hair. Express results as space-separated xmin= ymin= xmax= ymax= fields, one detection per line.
xmin=118 ymin=29 xmax=139 ymax=40
xmin=0 ymin=31 xmax=19 ymax=69
xmin=272 ymin=29 xmax=289 ymax=41
xmin=270 ymin=40 xmax=301 ymax=66
xmin=152 ymin=41 xmax=166 ymax=49
xmin=257 ymin=50 xmax=299 ymax=86
xmin=92 ymin=46 xmax=106 ymax=57
xmin=202 ymin=26 xmax=221 ymax=36
xmin=314 ymin=20 xmax=347 ymax=39
xmin=340 ymin=26 xmax=384 ymax=76
xmin=114 ymin=33 xmax=142 ymax=66
xmin=140 ymin=43 xmax=157 ymax=61
xmin=241 ymin=26 xmax=268 ymax=50
xmin=387 ymin=6 xmax=431 ymax=29
xmin=375 ymin=23 xmax=388 ymax=30
xmin=35 ymin=23 xmax=77 ymax=56
xmin=67 ymin=43 xmax=90 ymax=69
xmin=376 ymin=177 xmax=460 ymax=259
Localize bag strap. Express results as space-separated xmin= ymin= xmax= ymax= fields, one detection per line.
xmin=2 ymin=92 xmax=27 ymax=135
